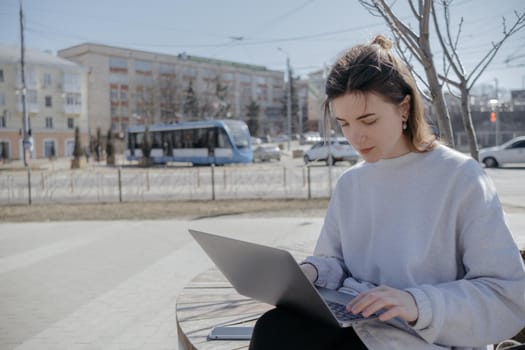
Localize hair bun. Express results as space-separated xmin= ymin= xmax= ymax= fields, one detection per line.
xmin=371 ymin=35 xmax=392 ymax=50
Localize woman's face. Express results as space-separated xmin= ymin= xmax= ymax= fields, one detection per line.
xmin=331 ymin=92 xmax=411 ymax=163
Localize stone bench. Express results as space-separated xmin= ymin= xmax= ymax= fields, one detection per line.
xmin=176 ymin=267 xmax=271 ymax=350
xmin=176 ymin=251 xmax=525 ymax=350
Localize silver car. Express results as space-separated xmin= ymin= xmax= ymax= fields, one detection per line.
xmin=304 ymin=138 xmax=360 ymax=165
xmin=479 ymin=136 xmax=525 ymax=168
xmin=253 ymin=145 xmax=281 ymax=162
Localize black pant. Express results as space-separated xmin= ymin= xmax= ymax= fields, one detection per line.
xmin=249 ymin=307 xmax=368 ymax=350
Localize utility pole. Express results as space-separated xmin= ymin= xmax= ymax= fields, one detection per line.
xmin=298 ymin=97 xmax=303 ymax=138
xmin=278 ymin=47 xmax=292 ymax=151
xmin=19 ymin=0 xmax=30 ymax=166
xmin=285 ymin=56 xmax=292 ymax=151
xmin=494 ymin=78 xmax=501 ymax=145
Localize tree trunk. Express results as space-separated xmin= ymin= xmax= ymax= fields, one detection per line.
xmin=420 ymin=46 xmax=455 ymax=148
xmin=430 ymin=80 xmax=454 ymax=147
xmin=460 ymin=83 xmax=479 ymax=160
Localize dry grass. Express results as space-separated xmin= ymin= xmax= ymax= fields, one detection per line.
xmin=0 ymin=198 xmax=330 ymax=222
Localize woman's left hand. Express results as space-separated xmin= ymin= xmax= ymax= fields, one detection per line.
xmin=347 ymin=285 xmax=419 ymax=323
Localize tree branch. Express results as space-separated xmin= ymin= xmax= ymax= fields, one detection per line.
xmin=360 ymin=0 xmax=420 ymax=49
xmin=438 ymin=73 xmax=461 ymax=88
xmin=394 ymin=35 xmax=431 ymax=92
xmin=444 ymin=2 xmax=465 ymax=75
xmin=468 ymin=11 xmax=525 ymax=89
xmin=431 ymin=0 xmax=464 ymax=83
xmin=408 ymin=0 xmax=422 ymax=21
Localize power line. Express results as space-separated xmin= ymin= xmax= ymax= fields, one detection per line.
xmin=245 ymin=0 xmax=316 ymax=37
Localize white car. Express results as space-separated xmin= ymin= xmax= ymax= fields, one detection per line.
xmin=304 ymin=138 xmax=360 ymax=165
xmin=479 ymin=136 xmax=525 ymax=168
xmin=253 ymin=145 xmax=281 ymax=162
xmin=300 ymin=132 xmax=322 ymax=145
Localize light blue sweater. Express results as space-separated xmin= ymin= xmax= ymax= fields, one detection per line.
xmin=304 ymin=145 xmax=525 ymax=350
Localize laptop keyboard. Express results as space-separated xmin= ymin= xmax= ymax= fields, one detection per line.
xmin=326 ymin=301 xmax=364 ymax=322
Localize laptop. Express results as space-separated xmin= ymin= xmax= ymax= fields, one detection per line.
xmin=189 ymin=229 xmax=378 ymax=328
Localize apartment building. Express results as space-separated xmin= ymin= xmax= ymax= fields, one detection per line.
xmin=58 ymin=43 xmax=286 ymax=138
xmin=306 ymin=69 xmax=327 ymax=132
xmin=0 ymin=45 xmax=88 ymax=161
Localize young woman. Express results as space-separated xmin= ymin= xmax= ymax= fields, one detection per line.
xmin=249 ymin=35 xmax=525 ymax=350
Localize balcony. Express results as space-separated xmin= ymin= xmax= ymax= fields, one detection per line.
xmin=64 ymin=104 xmax=81 ymax=115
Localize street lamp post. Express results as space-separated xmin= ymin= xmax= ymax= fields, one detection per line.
xmin=278 ymin=48 xmax=292 ymax=151
xmin=19 ymin=0 xmax=30 ymax=166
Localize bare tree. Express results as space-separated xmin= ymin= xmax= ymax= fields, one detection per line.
xmin=159 ymin=73 xmax=180 ymax=124
xmin=246 ymin=100 xmax=261 ymax=136
xmin=136 ymin=83 xmax=157 ymax=125
xmin=213 ymin=77 xmax=231 ymax=119
xmin=432 ymin=0 xmax=525 ymax=159
xmin=360 ymin=0 xmax=525 ymax=160
xmin=360 ymin=0 xmax=455 ymax=147
xmin=183 ymin=80 xmax=199 ymax=120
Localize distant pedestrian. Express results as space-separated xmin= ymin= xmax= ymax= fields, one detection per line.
xmin=84 ymin=147 xmax=91 ymax=163
xmin=95 ymin=143 xmax=101 ymax=162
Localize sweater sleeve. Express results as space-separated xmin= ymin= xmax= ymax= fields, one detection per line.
xmin=407 ymin=163 xmax=525 ymax=347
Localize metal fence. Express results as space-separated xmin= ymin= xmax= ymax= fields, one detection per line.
xmin=0 ymin=164 xmax=347 ymax=205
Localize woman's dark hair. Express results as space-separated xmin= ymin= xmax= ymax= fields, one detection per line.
xmin=323 ymin=35 xmax=435 ymax=151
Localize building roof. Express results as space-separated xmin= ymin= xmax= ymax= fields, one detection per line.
xmin=0 ymin=44 xmax=80 ymax=69
xmin=58 ymin=42 xmax=278 ymax=73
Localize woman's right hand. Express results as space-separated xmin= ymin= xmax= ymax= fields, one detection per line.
xmin=300 ymin=263 xmax=318 ymax=283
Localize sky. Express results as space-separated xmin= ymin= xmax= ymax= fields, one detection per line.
xmin=1 ymin=0 xmax=524 ymax=94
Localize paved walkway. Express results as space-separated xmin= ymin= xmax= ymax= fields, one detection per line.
xmin=0 ymin=217 xmax=323 ymax=350
xmin=1 ymin=213 xmax=524 ymax=350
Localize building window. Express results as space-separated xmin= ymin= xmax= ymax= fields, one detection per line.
xmin=256 ymin=76 xmax=267 ymax=85
xmin=0 ymin=141 xmax=10 ymax=160
xmin=27 ymin=90 xmax=38 ymax=104
xmin=239 ymin=73 xmax=251 ymax=83
xmin=109 ymin=57 xmax=128 ymax=70
xmin=159 ymin=63 xmax=175 ymax=75
xmin=43 ymin=73 xmax=52 ymax=88
xmin=135 ymin=60 xmax=152 ymax=72
xmin=0 ymin=115 xmax=6 ymax=128
xmin=65 ymin=139 xmax=74 ymax=157
xmin=17 ymin=68 xmax=36 ymax=88
xmin=182 ymin=67 xmax=197 ymax=79
xmin=65 ymin=93 xmax=81 ymax=105
xmin=45 ymin=116 xmax=53 ymax=129
xmin=0 ymin=93 xmax=5 ymax=105
xmin=45 ymin=96 xmax=52 ymax=107
xmin=109 ymin=72 xmax=128 ymax=85
xmin=63 ymin=73 xmax=81 ymax=92
xmin=44 ymin=140 xmax=56 ymax=158
xmin=67 ymin=118 xmax=74 ymax=129
xmin=0 ymin=69 xmax=4 ymax=82
xmin=136 ymin=75 xmax=153 ymax=86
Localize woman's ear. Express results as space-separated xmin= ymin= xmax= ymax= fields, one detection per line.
xmin=399 ymin=95 xmax=411 ymax=119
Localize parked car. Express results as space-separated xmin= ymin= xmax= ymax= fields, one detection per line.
xmin=479 ymin=136 xmax=525 ymax=168
xmin=300 ymin=132 xmax=322 ymax=145
xmin=304 ymin=138 xmax=360 ymax=165
xmin=272 ymin=134 xmax=289 ymax=143
xmin=253 ymin=144 xmax=281 ymax=162
xmin=259 ymin=135 xmax=271 ymax=143
xmin=250 ymin=136 xmax=262 ymax=146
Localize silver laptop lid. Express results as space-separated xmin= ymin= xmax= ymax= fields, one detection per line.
xmin=189 ymin=229 xmax=364 ymax=327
